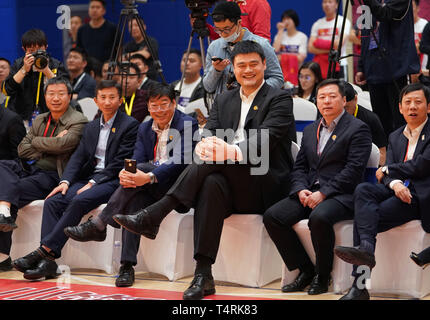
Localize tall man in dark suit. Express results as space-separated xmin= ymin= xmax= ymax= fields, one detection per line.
xmin=263 ymin=78 xmax=372 ymax=295
xmin=335 ymin=83 xmax=430 ymax=300
xmin=12 ymin=80 xmax=139 ymax=280
xmin=112 ymin=40 xmax=297 ymax=300
xmin=64 ymin=83 xmax=199 ymax=287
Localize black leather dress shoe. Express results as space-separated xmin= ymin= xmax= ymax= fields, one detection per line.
xmin=12 ymin=249 xmax=44 ymax=273
xmin=115 ymin=263 xmax=135 ymax=287
xmin=183 ymin=274 xmax=216 ymax=300
xmin=23 ymin=258 xmax=59 ymax=280
xmin=281 ymin=271 xmax=315 ymax=292
xmin=0 ymin=215 xmax=17 ymax=232
xmin=64 ymin=218 xmax=107 ymax=242
xmin=410 ymin=252 xmax=430 ymax=269
xmin=339 ymin=286 xmax=370 ymax=300
xmin=335 ymin=246 xmax=376 ymax=269
xmin=308 ymin=274 xmax=331 ymax=295
xmin=113 ymin=209 xmax=159 ymax=239
xmin=0 ymin=257 xmax=12 ymax=272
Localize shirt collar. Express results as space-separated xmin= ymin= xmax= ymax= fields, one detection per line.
xmin=100 ymin=111 xmax=118 ymax=128
xmin=321 ymin=110 xmax=345 ymax=130
xmin=239 ymin=80 xmax=265 ymax=102
xmin=151 ymin=112 xmax=175 ymax=133
xmin=403 ymin=117 xmax=428 ymax=140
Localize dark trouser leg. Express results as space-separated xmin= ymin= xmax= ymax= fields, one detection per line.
xmin=41 ymin=181 xmax=118 ymax=257
xmin=263 ymin=196 xmax=313 ymax=272
xmin=308 ymin=199 xmax=353 ymax=278
xmin=0 ymin=168 xmax=58 ymax=256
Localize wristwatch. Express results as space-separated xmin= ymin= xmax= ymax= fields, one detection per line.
xmin=148 ymin=172 xmax=156 ymax=184
xmin=21 ymin=68 xmax=27 ymax=75
xmin=381 ymin=166 xmax=389 ymax=175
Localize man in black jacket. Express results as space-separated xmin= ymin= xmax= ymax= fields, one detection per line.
xmin=0 ymin=107 xmax=26 ymax=161
xmin=355 ymin=0 xmax=420 ymax=136
xmin=3 ymin=29 xmax=68 ymax=123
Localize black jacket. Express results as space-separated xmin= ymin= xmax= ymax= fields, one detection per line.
xmin=3 ymin=54 xmax=68 ymax=121
xmin=0 ymin=107 xmax=26 ymax=160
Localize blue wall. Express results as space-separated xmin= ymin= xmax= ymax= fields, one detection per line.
xmin=0 ymin=0 xmax=327 ymax=82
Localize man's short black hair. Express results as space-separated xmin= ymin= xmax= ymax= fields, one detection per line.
xmin=0 ymin=57 xmax=10 ymax=66
xmin=183 ymin=48 xmax=202 ymax=59
xmin=21 ymin=29 xmax=48 ymax=49
xmin=316 ymin=78 xmax=346 ymax=97
xmin=281 ymin=9 xmax=300 ymax=28
xmin=96 ymin=79 xmax=122 ymax=97
xmin=414 ymin=0 xmax=420 ymax=6
xmin=230 ymin=40 xmax=266 ymax=64
xmin=211 ymin=1 xmax=242 ymax=24
xmin=340 ymin=81 xmax=357 ymax=102
xmin=130 ymin=53 xmax=150 ymax=67
xmin=399 ymin=82 xmax=430 ymax=105
xmin=90 ymin=0 xmax=106 ymax=8
xmin=147 ymin=82 xmax=176 ymax=101
xmin=69 ymin=47 xmax=88 ymax=62
xmin=44 ymin=77 xmax=73 ymax=95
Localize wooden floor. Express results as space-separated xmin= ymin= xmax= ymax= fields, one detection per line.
xmin=1 ymin=268 xmax=428 ymax=301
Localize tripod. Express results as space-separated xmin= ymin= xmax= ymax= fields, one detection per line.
xmin=107 ymin=0 xmax=167 ymax=85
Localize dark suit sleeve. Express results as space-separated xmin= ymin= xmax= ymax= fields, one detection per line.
xmin=319 ymin=123 xmax=372 ymax=198
xmin=237 ymin=92 xmax=296 ymax=163
xmin=382 ymin=136 xmax=397 ymax=186
xmin=8 ymin=114 xmax=26 ymax=159
xmin=77 ymin=77 xmax=96 ymax=100
xmin=3 ymin=59 xmax=23 ymax=98
xmin=92 ymin=119 xmax=139 ymax=184
xmin=204 ymin=95 xmax=221 ymax=136
xmin=361 ymin=0 xmax=411 ymax=22
xmin=289 ymin=127 xmax=312 ymax=196
xmin=132 ymin=123 xmax=151 ymax=163
xmin=420 ymin=22 xmax=430 ymax=56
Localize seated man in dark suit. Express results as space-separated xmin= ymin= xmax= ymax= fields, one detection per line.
xmin=112 ymin=40 xmax=297 ymax=300
xmin=66 ymin=47 xmax=97 ymax=101
xmin=263 ymin=78 xmax=372 ymax=295
xmin=0 ymin=78 xmax=88 ymax=272
xmin=12 ymin=80 xmax=139 ymax=280
xmin=0 ymin=107 xmax=26 ymax=161
xmin=129 ymin=54 xmax=158 ymax=91
xmin=343 ymin=81 xmax=387 ymax=166
xmin=64 ymin=83 xmax=199 ymax=287
xmin=335 ymin=83 xmax=430 ymax=300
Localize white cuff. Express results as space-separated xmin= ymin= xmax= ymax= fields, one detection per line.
xmin=389 ymin=180 xmax=403 ymax=190
xmin=59 ymin=180 xmax=70 ymax=186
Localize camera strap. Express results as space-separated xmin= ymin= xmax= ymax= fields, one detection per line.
xmin=123 ymin=92 xmax=136 ymax=116
xmin=36 ymin=71 xmax=43 ymax=107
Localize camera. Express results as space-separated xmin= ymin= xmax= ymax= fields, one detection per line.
xmin=32 ymin=50 xmax=49 ymax=69
xmin=185 ymin=0 xmax=217 ymax=37
xmin=120 ymin=0 xmax=148 ymax=7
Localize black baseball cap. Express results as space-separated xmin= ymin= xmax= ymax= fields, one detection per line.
xmin=343 ymin=81 xmax=357 ymax=102
xmin=211 ymin=1 xmax=242 ymax=21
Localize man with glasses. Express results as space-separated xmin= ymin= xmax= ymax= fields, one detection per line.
xmin=0 ymin=77 xmax=87 ymax=272
xmin=203 ymin=1 xmax=283 ymax=96
xmin=64 ymin=82 xmax=199 ymax=287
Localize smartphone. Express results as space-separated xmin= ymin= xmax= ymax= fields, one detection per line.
xmin=211 ymin=57 xmax=223 ymax=62
xmin=124 ymin=159 xmax=137 ymax=173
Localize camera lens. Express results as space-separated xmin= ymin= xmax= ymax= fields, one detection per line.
xmin=33 ymin=51 xmax=48 ymax=69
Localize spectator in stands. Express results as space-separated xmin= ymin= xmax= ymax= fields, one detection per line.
xmin=12 ymin=80 xmax=139 ymax=281
xmin=413 ymin=0 xmax=428 ymax=73
xmin=101 ymin=61 xmax=120 ymax=83
xmin=264 ymin=79 xmax=372 ymax=296
xmin=420 ymin=22 xmax=430 ymax=75
xmin=356 ymin=0 xmax=420 ymax=137
xmin=63 ymin=15 xmax=82 ymax=63
xmin=273 ymin=9 xmax=308 ymax=86
xmin=343 ymin=81 xmax=387 ymax=165
xmin=0 ymin=58 xmax=11 ymax=108
xmin=123 ymin=17 xmax=159 ymax=81
xmin=3 ymin=29 xmax=68 ymax=124
xmin=296 ymin=61 xmax=323 ymax=105
xmin=64 ymin=83 xmax=199 ymax=288
xmin=203 ymin=1 xmax=283 ymax=96
xmin=0 ymin=107 xmax=26 ymax=161
xmin=129 ymin=54 xmax=158 ymax=91
xmin=119 ymin=62 xmax=149 ymax=123
xmin=335 ymin=83 xmax=430 ymax=300
xmin=85 ymin=56 xmax=103 ymax=86
xmin=0 ymin=78 xmax=88 ymax=272
xmin=308 ymin=0 xmax=351 ymax=79
xmin=77 ymin=0 xmax=117 ymax=65
xmin=111 ymin=41 xmax=296 ymax=300
xmin=66 ymin=47 xmax=96 ymax=101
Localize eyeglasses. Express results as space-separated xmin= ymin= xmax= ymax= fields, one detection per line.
xmin=213 ymin=23 xmax=237 ymax=35
xmin=46 ymin=91 xmax=69 ymax=98
xmin=148 ymin=102 xmax=171 ymax=112
xmin=299 ymin=74 xmax=312 ymax=81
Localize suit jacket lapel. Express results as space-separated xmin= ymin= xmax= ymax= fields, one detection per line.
xmin=229 ymin=90 xmax=242 ymax=132
xmin=244 ymin=83 xmax=269 ymax=129
xmin=105 ymin=112 xmax=121 ymax=157
xmin=412 ymin=120 xmax=430 ymax=161
xmin=318 ymin=113 xmax=349 ymax=164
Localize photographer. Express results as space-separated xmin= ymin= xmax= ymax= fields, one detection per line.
xmin=3 ymin=29 xmax=68 ymax=124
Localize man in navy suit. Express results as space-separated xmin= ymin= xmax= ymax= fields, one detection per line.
xmin=335 ymin=83 xmax=430 ymax=300
xmin=12 ymin=80 xmax=139 ymax=280
xmin=64 ymin=82 xmax=199 ymax=287
xmin=263 ymin=78 xmax=372 ymax=296
xmin=111 ymin=40 xmax=297 ymax=299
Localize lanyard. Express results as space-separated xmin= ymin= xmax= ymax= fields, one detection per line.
xmin=153 ymin=135 xmax=159 ymax=160
xmin=36 ymin=72 xmax=43 ymax=107
xmin=43 ymin=114 xmax=58 ymax=138
xmin=4 ymin=96 xmax=10 ymax=108
xmin=316 ymin=119 xmax=323 ymax=156
xmin=353 ymin=105 xmax=358 ymax=118
xmin=123 ymin=93 xmax=136 ymax=116
xmin=73 ymin=73 xmax=86 ymax=91
xmin=404 ymin=140 xmax=410 ymax=162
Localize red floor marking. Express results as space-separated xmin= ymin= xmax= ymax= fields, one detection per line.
xmin=0 ymin=279 xmax=277 ymax=300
